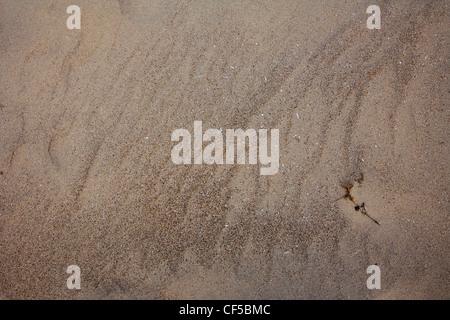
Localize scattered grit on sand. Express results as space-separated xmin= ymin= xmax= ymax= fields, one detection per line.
xmin=0 ymin=0 xmax=448 ymax=299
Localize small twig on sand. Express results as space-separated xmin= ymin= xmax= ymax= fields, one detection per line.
xmin=356 ymin=203 xmax=380 ymax=226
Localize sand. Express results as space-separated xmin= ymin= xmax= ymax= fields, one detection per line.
xmin=0 ymin=0 xmax=448 ymax=299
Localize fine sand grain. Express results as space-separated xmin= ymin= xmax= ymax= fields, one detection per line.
xmin=0 ymin=0 xmax=448 ymax=299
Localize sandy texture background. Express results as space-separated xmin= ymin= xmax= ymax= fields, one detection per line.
xmin=0 ymin=0 xmax=448 ymax=299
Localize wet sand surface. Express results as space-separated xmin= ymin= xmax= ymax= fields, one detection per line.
xmin=0 ymin=0 xmax=448 ymax=299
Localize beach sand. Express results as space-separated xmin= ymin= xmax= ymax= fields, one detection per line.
xmin=0 ymin=0 xmax=448 ymax=299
